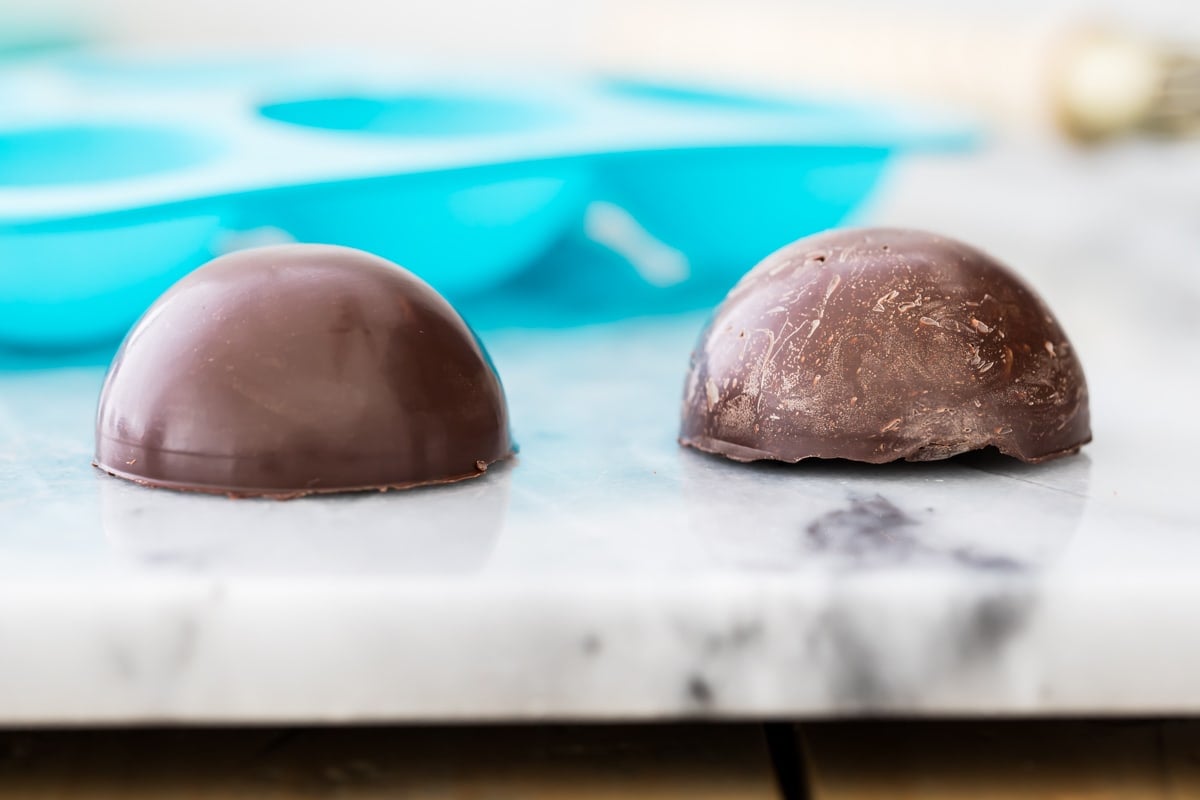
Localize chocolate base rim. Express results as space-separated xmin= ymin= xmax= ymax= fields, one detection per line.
xmin=92 ymin=451 xmax=517 ymax=500
xmin=678 ymin=433 xmax=1090 ymax=466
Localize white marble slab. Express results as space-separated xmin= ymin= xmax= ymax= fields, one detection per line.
xmin=1 ymin=142 xmax=1199 ymax=723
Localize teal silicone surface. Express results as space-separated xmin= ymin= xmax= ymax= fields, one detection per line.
xmin=0 ymin=55 xmax=972 ymax=351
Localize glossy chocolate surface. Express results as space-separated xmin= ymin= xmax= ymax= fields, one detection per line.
xmin=680 ymin=228 xmax=1091 ymax=464
xmin=95 ymin=245 xmax=513 ymax=497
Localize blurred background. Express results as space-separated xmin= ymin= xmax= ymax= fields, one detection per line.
xmin=7 ymin=0 xmax=1200 ymax=65
xmin=7 ymin=0 xmax=1200 ymax=137
xmin=9 ymin=0 xmax=1200 ymax=134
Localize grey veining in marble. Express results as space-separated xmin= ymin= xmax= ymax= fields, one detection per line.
xmin=1 ymin=141 xmax=1199 ymax=722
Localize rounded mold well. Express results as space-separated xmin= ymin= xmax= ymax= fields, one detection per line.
xmin=255 ymin=160 xmax=592 ymax=298
xmin=0 ymin=124 xmax=218 ymax=187
xmin=0 ymin=214 xmax=225 ymax=351
xmin=594 ymin=145 xmax=892 ymax=291
xmin=258 ymin=92 xmax=558 ymax=137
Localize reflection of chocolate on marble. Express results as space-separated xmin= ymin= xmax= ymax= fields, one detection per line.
xmin=681 ymin=228 xmax=1091 ymax=464
xmin=100 ymin=461 xmax=513 ymax=575
xmin=94 ymin=244 xmax=513 ymax=498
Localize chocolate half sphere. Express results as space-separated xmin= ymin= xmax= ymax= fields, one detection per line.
xmin=95 ymin=244 xmax=514 ymax=497
xmin=680 ymin=228 xmax=1091 ymax=464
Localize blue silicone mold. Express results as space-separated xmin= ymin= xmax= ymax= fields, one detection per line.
xmin=0 ymin=55 xmax=972 ymax=351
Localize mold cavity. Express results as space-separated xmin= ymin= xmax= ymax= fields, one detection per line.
xmin=605 ymin=79 xmax=814 ymax=113
xmin=257 ymin=94 xmax=554 ymax=137
xmin=0 ymin=125 xmax=216 ymax=187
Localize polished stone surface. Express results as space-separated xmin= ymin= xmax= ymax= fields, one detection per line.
xmin=1 ymin=142 xmax=1198 ymax=722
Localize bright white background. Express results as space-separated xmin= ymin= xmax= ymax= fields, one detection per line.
xmin=10 ymin=0 xmax=1200 ymax=59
